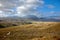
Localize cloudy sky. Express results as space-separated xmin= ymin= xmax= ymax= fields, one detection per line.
xmin=0 ymin=0 xmax=60 ymax=17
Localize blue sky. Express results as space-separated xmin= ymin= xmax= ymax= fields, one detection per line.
xmin=36 ymin=0 xmax=60 ymax=17
xmin=0 ymin=0 xmax=60 ymax=18
xmin=45 ymin=0 xmax=60 ymax=12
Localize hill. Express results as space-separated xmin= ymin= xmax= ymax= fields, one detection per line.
xmin=0 ymin=22 xmax=60 ymax=40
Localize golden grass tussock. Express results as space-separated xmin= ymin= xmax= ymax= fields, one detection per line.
xmin=0 ymin=22 xmax=60 ymax=40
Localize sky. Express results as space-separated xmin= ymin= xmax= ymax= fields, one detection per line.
xmin=0 ymin=0 xmax=60 ymax=17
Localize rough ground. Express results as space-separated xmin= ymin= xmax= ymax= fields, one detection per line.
xmin=0 ymin=22 xmax=60 ymax=40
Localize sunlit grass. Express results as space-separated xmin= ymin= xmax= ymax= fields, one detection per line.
xmin=0 ymin=22 xmax=60 ymax=40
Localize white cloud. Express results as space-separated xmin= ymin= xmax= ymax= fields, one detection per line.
xmin=26 ymin=0 xmax=36 ymax=3
xmin=47 ymin=5 xmax=55 ymax=9
xmin=0 ymin=0 xmax=45 ymax=17
xmin=0 ymin=3 xmax=2 ymax=7
xmin=16 ymin=0 xmax=44 ymax=16
xmin=0 ymin=0 xmax=18 ymax=17
xmin=0 ymin=11 xmax=8 ymax=17
xmin=0 ymin=10 xmax=3 ymax=13
xmin=0 ymin=14 xmax=7 ymax=17
xmin=50 ymin=11 xmax=55 ymax=14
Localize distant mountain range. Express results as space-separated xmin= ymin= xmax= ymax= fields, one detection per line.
xmin=0 ymin=15 xmax=60 ymax=22
xmin=22 ymin=15 xmax=40 ymax=21
xmin=39 ymin=16 xmax=60 ymax=22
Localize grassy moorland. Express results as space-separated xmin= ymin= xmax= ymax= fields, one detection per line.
xmin=0 ymin=22 xmax=60 ymax=40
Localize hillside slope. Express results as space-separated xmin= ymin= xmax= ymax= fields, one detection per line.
xmin=0 ymin=22 xmax=60 ymax=40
